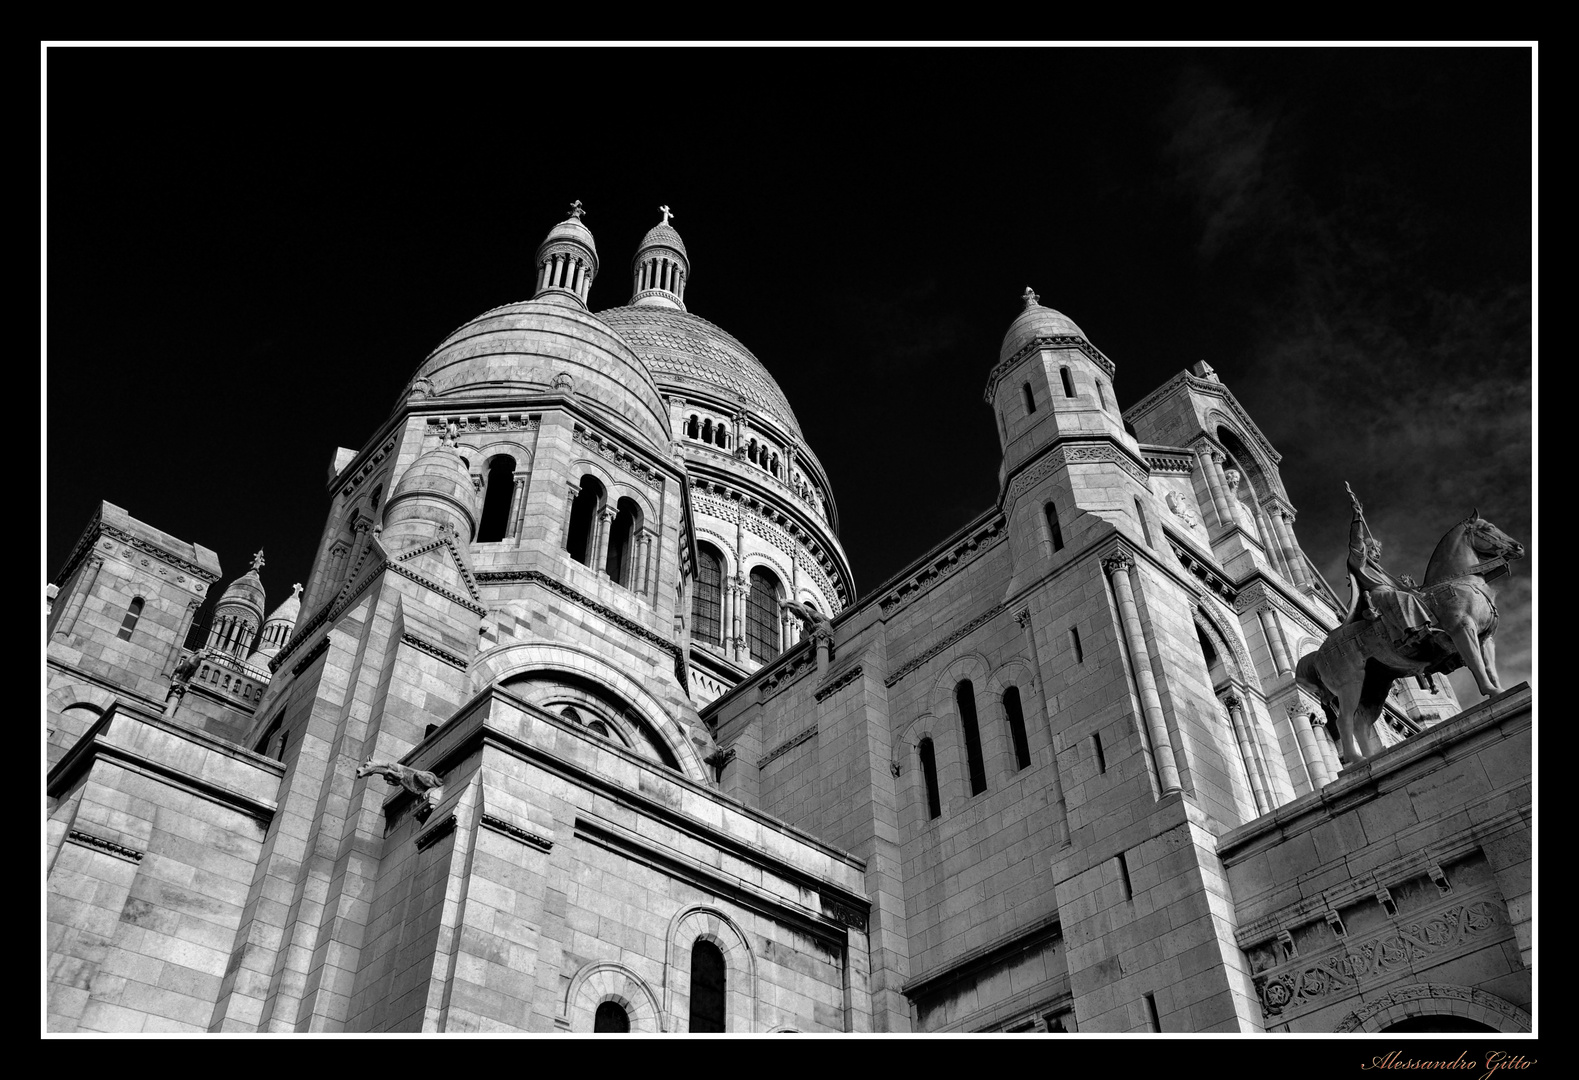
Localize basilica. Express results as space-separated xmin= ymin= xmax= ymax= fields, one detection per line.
xmin=45 ymin=205 xmax=1532 ymax=1033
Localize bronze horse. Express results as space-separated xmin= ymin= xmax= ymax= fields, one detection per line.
xmin=1296 ymin=511 xmax=1524 ymax=765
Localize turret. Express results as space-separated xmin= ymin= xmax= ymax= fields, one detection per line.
xmin=533 ymin=200 xmax=599 ymax=307
xmin=629 ymin=206 xmax=689 ymax=311
xmin=380 ymin=433 xmax=478 ymax=554
xmin=206 ymin=551 xmax=267 ymax=658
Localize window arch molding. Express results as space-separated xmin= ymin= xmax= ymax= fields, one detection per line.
xmin=983 ymin=657 xmax=1041 ymax=776
xmin=1332 ymin=984 xmax=1530 ymax=1034
xmin=561 ymin=960 xmax=663 ymax=1033
xmin=1203 ymin=410 xmax=1283 ymax=502
xmin=475 ymin=641 xmax=710 ymax=783
xmin=1192 ymin=602 xmax=1263 ymax=694
xmin=931 ymin=653 xmax=998 ymax=796
xmin=663 ymin=905 xmax=757 ymax=1033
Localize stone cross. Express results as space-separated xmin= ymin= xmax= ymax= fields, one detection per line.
xmin=1022 ymin=286 xmax=1039 ymax=308
xmin=567 ymin=199 xmax=584 ymax=220
xmin=660 ymin=205 xmax=673 ymax=225
xmin=251 ymin=550 xmax=266 ymax=571
xmin=291 ymin=583 xmax=303 ymax=598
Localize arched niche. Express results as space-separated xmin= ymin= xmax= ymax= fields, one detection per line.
xmin=663 ymin=905 xmax=757 ymax=1032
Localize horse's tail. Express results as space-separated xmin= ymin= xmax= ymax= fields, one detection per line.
xmin=1294 ymin=652 xmax=1323 ymax=696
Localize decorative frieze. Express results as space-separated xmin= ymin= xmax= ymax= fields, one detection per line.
xmin=428 ymin=413 xmax=540 ymax=437
xmin=1003 ymin=441 xmax=1149 ymax=509
xmin=757 ymin=724 xmax=818 ymax=770
xmin=67 ymin=830 xmax=144 ymax=863
xmin=414 ymin=813 xmax=458 ymax=851
xmin=1333 ymin=984 xmax=1530 ymax=1034
xmin=338 ymin=435 xmax=399 ymax=503
xmin=290 ymin=636 xmax=331 ymax=676
xmin=55 ymin=516 xmax=219 ymax=590
xmin=759 ymin=644 xmax=817 ymax=698
xmin=819 ymin=892 xmax=869 ymax=932
xmin=1168 ymin=538 xmax=1238 ymax=603
xmin=1140 ymin=446 xmax=1196 ymax=474
xmin=692 ymin=487 xmax=846 ymax=611
xmin=1253 ymin=892 xmax=1504 ymax=1019
xmin=884 ymin=604 xmax=1008 ymax=688
xmin=480 ymin=814 xmax=554 ymax=851
xmin=401 ymin=631 xmax=469 ymax=671
xmin=813 ymin=663 xmax=864 ymax=702
xmin=572 ymin=423 xmax=662 ymax=490
xmin=876 ymin=515 xmax=1006 ymax=617
xmin=1232 ymin=578 xmax=1329 ymax=641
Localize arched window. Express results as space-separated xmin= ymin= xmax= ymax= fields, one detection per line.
xmin=716 ymin=425 xmax=729 ymax=449
xmin=1004 ymin=686 xmax=1031 ymax=771
xmin=771 ymin=453 xmax=780 ymax=477
xmin=566 ymin=475 xmax=603 ymax=566
xmin=476 ymin=455 xmax=517 ymax=543
xmin=1045 ymin=503 xmax=1064 ymax=551
xmin=687 ymin=415 xmax=700 ymax=440
xmin=369 ymin=483 xmax=383 ymax=511
xmin=692 ymin=544 xmax=723 ymax=644
xmin=919 ymin=737 xmax=942 ymax=819
xmin=745 ymin=567 xmax=781 ymax=662
xmin=688 ymin=940 xmax=726 ymax=1032
xmin=1022 ymin=382 xmax=1037 ymax=415
xmin=588 ymin=720 xmax=610 ymax=738
xmin=956 ymin=680 xmax=987 ymax=796
xmin=1060 ymin=367 xmax=1075 ymax=398
xmin=594 ymin=1001 xmax=630 ymax=1033
xmin=605 ymin=497 xmax=640 ymax=586
xmin=117 ymin=597 xmax=144 ymax=640
xmin=702 ymin=418 xmax=714 ymax=444
xmin=561 ymin=706 xmax=582 ymax=724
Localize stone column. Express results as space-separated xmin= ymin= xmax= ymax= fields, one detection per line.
xmin=1312 ymin=712 xmax=1342 ymax=776
xmin=730 ymin=579 xmax=747 ymax=662
xmin=592 ymin=508 xmax=613 ymax=578
xmin=561 ymin=483 xmax=581 ymax=552
xmin=55 ymin=554 xmax=104 ymax=639
xmin=507 ymin=476 xmax=527 ymax=540
xmin=1103 ymin=552 xmax=1182 ymax=794
xmin=638 ymin=530 xmax=655 ymax=598
xmin=1017 ymin=606 xmax=1071 ymax=843
xmin=1256 ymin=606 xmax=1293 ymax=677
xmin=1273 ymin=509 xmax=1311 ymax=587
xmin=1290 ymin=703 xmax=1331 ymax=789
xmin=1196 ymin=448 xmax=1235 ymax=531
xmin=1224 ymin=692 xmax=1270 ymax=814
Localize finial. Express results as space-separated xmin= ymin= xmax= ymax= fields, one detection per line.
xmin=291 ymin=583 xmax=303 ymax=598
xmin=659 ymin=204 xmax=673 ymax=226
xmin=1022 ymin=286 xmax=1039 ymax=309
xmin=251 ymin=550 xmax=266 ymax=572
xmin=567 ymin=199 xmax=585 ymax=221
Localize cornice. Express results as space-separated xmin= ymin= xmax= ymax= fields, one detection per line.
xmin=813 ymin=662 xmax=865 ymax=702
xmin=480 ymin=813 xmax=554 ymax=851
xmin=983 ymin=334 xmax=1116 ymax=404
xmin=1124 ymin=371 xmax=1282 ymax=467
xmin=757 ymin=724 xmax=818 ymax=769
xmin=884 ymin=603 xmax=1010 ymax=688
xmin=572 ymin=423 xmax=663 ymax=491
xmin=875 ymin=514 xmax=1007 ymax=619
xmin=55 ymin=517 xmax=221 ymax=590
xmin=401 ymin=631 xmax=469 ymax=671
xmin=67 ymin=829 xmax=144 ymax=863
xmin=1002 ymin=436 xmax=1150 ymax=509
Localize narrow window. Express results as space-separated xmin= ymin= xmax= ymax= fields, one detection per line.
xmin=1045 ymin=503 xmax=1064 ymax=551
xmin=565 ymin=476 xmax=602 ymax=565
xmin=688 ymin=940 xmax=726 ymax=1032
xmin=1143 ymin=993 xmax=1161 ymax=1033
xmin=957 ymin=679 xmax=987 ymax=796
xmin=919 ymin=737 xmax=942 ymax=819
xmin=117 ymin=596 xmax=144 ymax=640
xmin=1134 ymin=497 xmax=1153 ymax=548
xmin=1004 ymin=687 xmax=1031 ymax=771
xmin=605 ymin=497 xmax=639 ymax=586
xmin=702 ymin=418 xmax=713 ymax=444
xmin=254 ymin=714 xmax=282 ymax=755
xmin=594 ymin=1002 xmax=630 ymax=1033
xmin=1097 ymin=380 xmax=1110 ymax=412
xmin=691 ymin=545 xmax=723 ymax=644
xmin=687 ymin=415 xmax=700 ymax=439
xmin=1022 ymin=382 xmax=1037 ymax=415
xmin=1070 ymin=627 xmax=1084 ymax=663
xmin=746 ymin=568 xmax=781 ymax=662
xmin=1117 ymin=852 xmax=1133 ymax=900
xmin=476 ymin=455 xmax=517 ymax=542
xmin=717 ymin=426 xmax=729 ymax=449
xmin=1060 ymin=367 xmax=1075 ymax=398
xmin=1092 ymin=732 xmax=1107 ymax=773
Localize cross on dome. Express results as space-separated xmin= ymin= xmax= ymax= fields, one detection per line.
xmin=291 ymin=583 xmax=303 ymax=597
xmin=1022 ymin=287 xmax=1039 ymax=309
xmin=567 ymin=199 xmax=585 ymax=221
xmin=251 ymin=550 xmax=266 ymax=571
xmin=659 ymin=205 xmax=673 ymax=225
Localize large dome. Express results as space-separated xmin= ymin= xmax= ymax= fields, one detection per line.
xmin=404 ymin=294 xmax=671 ymax=454
xmin=596 ymin=305 xmax=804 ymax=440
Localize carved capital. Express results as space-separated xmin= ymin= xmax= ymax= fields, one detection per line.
xmin=1223 ymin=691 xmax=1243 ymax=710
xmin=1014 ymin=607 xmax=1032 ymax=629
xmin=1101 ymin=551 xmax=1134 ymax=576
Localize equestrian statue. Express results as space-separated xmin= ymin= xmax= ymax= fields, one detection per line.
xmin=1295 ymin=486 xmax=1524 ymax=765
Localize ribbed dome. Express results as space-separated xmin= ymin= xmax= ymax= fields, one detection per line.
xmin=1000 ymin=303 xmax=1089 ymax=364
xmin=404 ymin=297 xmax=672 ymax=454
xmin=263 ymin=583 xmax=302 ymax=627
xmin=597 ymin=305 xmax=803 ymax=440
xmin=217 ymin=568 xmax=265 ymax=615
xmin=638 ymin=222 xmax=686 ymax=260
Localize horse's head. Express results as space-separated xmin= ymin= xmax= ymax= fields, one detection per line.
xmin=1464 ymin=509 xmax=1526 ymax=562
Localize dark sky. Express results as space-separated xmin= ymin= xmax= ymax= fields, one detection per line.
xmin=44 ymin=47 xmax=1533 ymax=702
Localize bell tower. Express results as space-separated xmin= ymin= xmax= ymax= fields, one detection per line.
xmin=986 ymin=288 xmax=1154 ymax=576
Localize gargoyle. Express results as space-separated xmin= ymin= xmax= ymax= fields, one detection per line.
xmin=357 ymin=760 xmax=445 ymax=822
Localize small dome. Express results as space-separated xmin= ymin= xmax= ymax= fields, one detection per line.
xmin=217 ymin=565 xmax=266 ymax=617
xmin=1000 ymin=289 xmax=1089 ymax=365
xmin=638 ymin=221 xmax=686 ymax=261
xmin=263 ymin=583 xmax=303 ymax=627
xmin=383 ymin=443 xmax=479 ymax=550
xmin=539 ymin=215 xmax=597 ymax=261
